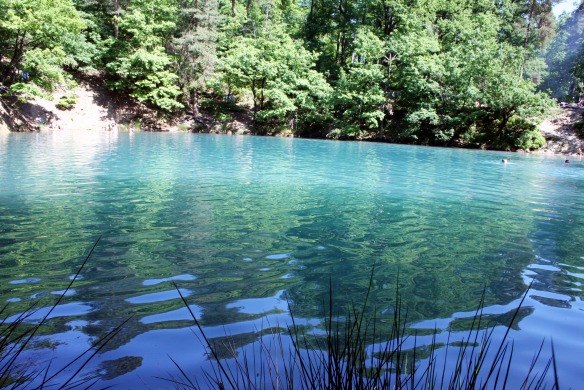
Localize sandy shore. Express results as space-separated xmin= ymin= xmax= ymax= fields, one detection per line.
xmin=18 ymin=82 xmax=123 ymax=132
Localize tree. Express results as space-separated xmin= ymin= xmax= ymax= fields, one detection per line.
xmin=381 ymin=0 xmax=553 ymax=148
xmin=100 ymin=0 xmax=183 ymax=111
xmin=520 ymin=0 xmax=558 ymax=77
xmin=218 ymin=25 xmax=331 ymax=132
xmin=331 ymin=28 xmax=387 ymax=138
xmin=0 ymin=0 xmax=87 ymax=97
xmin=173 ymin=0 xmax=219 ymax=118
xmin=541 ymin=4 xmax=584 ymax=101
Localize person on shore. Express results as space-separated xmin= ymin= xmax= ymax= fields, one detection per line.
xmin=577 ymin=147 xmax=582 ymax=158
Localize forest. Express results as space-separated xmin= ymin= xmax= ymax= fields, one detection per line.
xmin=1 ymin=0 xmax=584 ymax=149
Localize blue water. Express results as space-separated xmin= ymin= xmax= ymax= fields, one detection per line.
xmin=1 ymin=131 xmax=583 ymax=387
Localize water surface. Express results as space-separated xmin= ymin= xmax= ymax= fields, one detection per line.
xmin=1 ymin=131 xmax=583 ymax=387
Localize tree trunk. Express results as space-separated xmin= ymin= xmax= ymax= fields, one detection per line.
xmin=113 ymin=0 xmax=119 ymax=38
xmin=192 ymin=89 xmax=200 ymax=118
xmin=231 ymin=0 xmax=236 ymax=17
xmin=383 ymin=5 xmax=396 ymax=36
xmin=335 ymin=32 xmax=341 ymax=64
xmin=497 ymin=112 xmax=510 ymax=139
xmin=251 ymin=79 xmax=258 ymax=123
xmin=2 ymin=33 xmax=25 ymax=83
xmin=521 ymin=0 xmax=537 ymax=78
xmin=259 ymin=78 xmax=266 ymax=110
xmin=340 ymin=35 xmax=348 ymax=66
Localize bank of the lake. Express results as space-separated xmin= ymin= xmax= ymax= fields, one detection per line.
xmin=1 ymin=81 xmax=583 ymax=155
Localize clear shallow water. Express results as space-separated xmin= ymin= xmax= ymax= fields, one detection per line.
xmin=1 ymin=131 xmax=583 ymax=387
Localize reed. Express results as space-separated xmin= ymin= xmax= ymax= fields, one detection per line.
xmin=172 ymin=270 xmax=559 ymax=390
xmin=0 ymin=238 xmax=128 ymax=389
xmin=0 ymin=253 xmax=560 ymax=389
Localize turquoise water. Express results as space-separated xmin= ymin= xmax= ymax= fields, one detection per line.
xmin=1 ymin=131 xmax=583 ymax=387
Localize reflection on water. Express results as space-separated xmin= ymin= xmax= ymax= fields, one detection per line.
xmin=4 ymin=302 xmax=94 ymax=323
xmin=125 ymin=288 xmax=192 ymax=304
xmin=143 ymin=274 xmax=196 ymax=286
xmin=0 ymin=132 xmax=583 ymax=387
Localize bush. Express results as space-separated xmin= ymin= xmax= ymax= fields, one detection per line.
xmin=573 ymin=121 xmax=584 ymax=139
xmin=55 ymin=94 xmax=77 ymax=110
xmin=514 ymin=128 xmax=547 ymax=150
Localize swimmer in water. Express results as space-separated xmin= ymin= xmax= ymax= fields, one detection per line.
xmin=502 ymin=159 xmax=508 ymax=164
xmin=565 ymin=160 xmax=570 ymax=164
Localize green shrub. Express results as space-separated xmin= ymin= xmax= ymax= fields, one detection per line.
xmin=217 ymin=112 xmax=230 ymax=122
xmin=574 ymin=121 xmax=584 ymax=138
xmin=514 ymin=128 xmax=546 ymax=150
xmin=177 ymin=122 xmax=190 ymax=132
xmin=55 ymin=94 xmax=77 ymax=110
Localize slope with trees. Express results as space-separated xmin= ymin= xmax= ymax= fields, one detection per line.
xmin=1 ymin=0 xmax=580 ymax=151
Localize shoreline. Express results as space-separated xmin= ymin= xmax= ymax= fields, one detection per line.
xmin=1 ymin=82 xmax=583 ymax=156
xmin=4 ymin=126 xmax=582 ymax=161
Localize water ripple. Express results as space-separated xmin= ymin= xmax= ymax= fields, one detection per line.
xmin=126 ymin=289 xmax=191 ymax=304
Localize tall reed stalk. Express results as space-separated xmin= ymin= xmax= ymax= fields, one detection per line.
xmin=172 ymin=271 xmax=559 ymax=390
xmin=0 ymin=238 xmax=127 ymax=389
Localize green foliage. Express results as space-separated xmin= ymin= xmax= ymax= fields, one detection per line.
xmin=218 ymin=25 xmax=331 ymax=132
xmin=507 ymin=118 xmax=547 ymax=150
xmin=333 ymin=65 xmax=386 ymax=138
xmin=56 ymin=94 xmax=77 ymax=110
xmin=98 ymin=0 xmax=183 ymax=111
xmin=107 ymin=48 xmax=182 ymax=111
xmin=330 ymin=28 xmax=387 ymax=138
xmin=9 ymin=82 xmax=52 ymax=101
xmin=0 ymin=0 xmax=562 ymax=147
xmin=20 ymin=48 xmax=68 ymax=91
xmin=574 ymin=120 xmax=584 ymax=138
xmin=173 ymin=0 xmax=218 ymax=115
xmin=380 ymin=0 xmax=554 ymax=148
xmin=0 ymin=0 xmax=86 ymax=97
xmin=540 ymin=7 xmax=584 ymax=101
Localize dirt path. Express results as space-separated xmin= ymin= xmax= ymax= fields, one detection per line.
xmin=57 ymin=83 xmax=111 ymax=131
xmin=6 ymin=79 xmax=155 ymax=133
xmin=538 ymin=107 xmax=583 ymax=155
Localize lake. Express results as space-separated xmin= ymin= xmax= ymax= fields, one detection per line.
xmin=0 ymin=131 xmax=583 ymax=388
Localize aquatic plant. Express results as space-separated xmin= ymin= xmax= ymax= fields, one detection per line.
xmin=0 ymin=238 xmax=128 ymax=389
xmin=171 ymin=271 xmax=559 ymax=390
xmin=0 ymin=252 xmax=560 ymax=389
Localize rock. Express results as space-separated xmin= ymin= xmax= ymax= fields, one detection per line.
xmin=537 ymin=107 xmax=584 ymax=155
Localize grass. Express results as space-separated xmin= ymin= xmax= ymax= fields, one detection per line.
xmin=1 ymin=255 xmax=560 ymax=389
xmin=170 ymin=269 xmax=559 ymax=390
xmin=0 ymin=238 xmax=130 ymax=389
xmin=55 ymin=94 xmax=77 ymax=111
